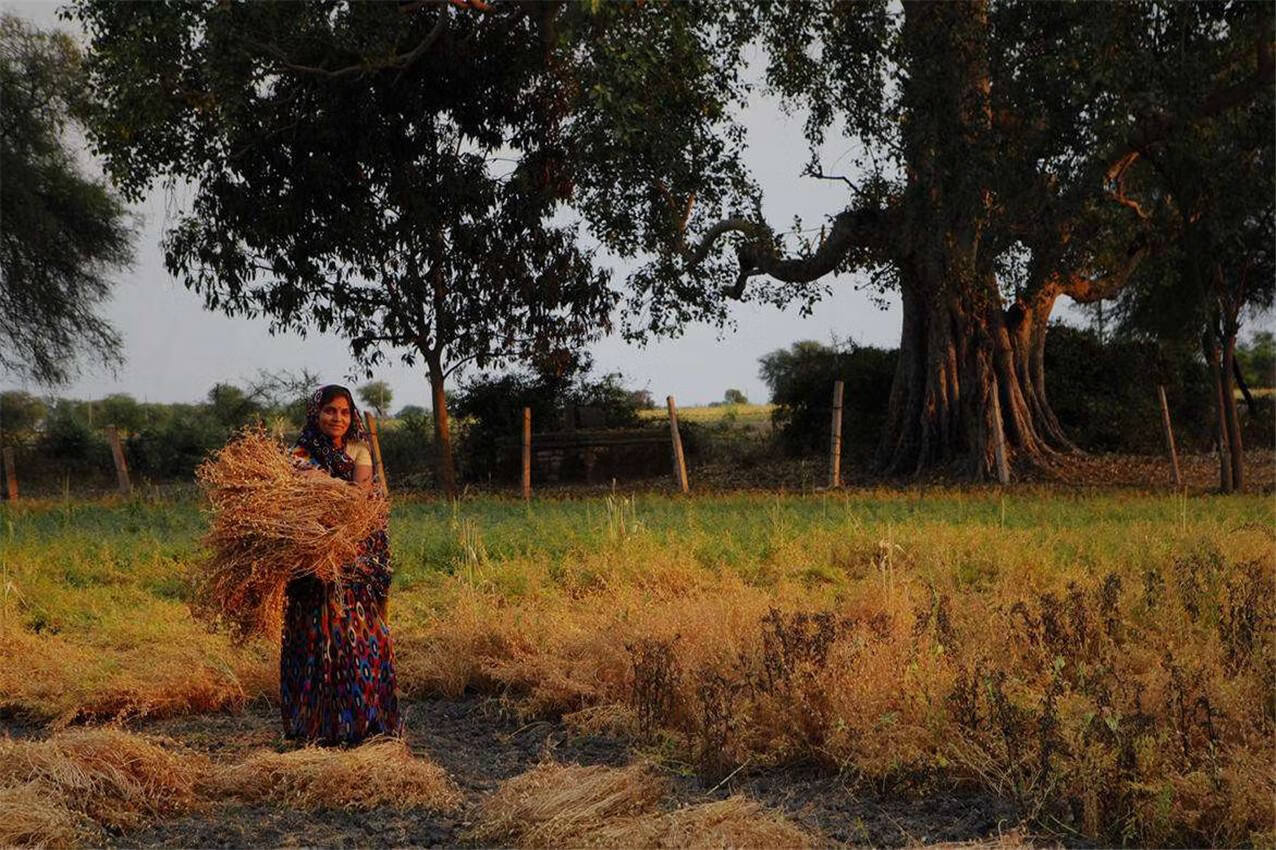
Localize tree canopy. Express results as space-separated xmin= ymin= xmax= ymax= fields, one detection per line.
xmin=0 ymin=14 xmax=133 ymax=385
xmin=641 ymin=1 xmax=1274 ymax=479
xmin=70 ymin=0 xmax=753 ymax=494
xmin=357 ymin=380 xmax=392 ymax=418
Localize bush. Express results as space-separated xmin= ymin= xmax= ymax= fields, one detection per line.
xmin=39 ymin=403 xmax=113 ymax=470
xmin=127 ymin=410 xmax=227 ymax=479
xmin=453 ymin=364 xmax=645 ymax=483
xmin=1044 ymin=325 xmax=1215 ymax=453
xmin=758 ymin=340 xmax=897 ymax=465
xmin=376 ymin=409 xmax=435 ymax=487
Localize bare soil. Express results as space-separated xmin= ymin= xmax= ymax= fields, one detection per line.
xmin=8 ymin=697 xmax=1030 ymax=848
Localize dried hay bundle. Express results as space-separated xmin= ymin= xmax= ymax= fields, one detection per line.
xmin=211 ymin=738 xmax=460 ymax=812
xmin=596 ymin=796 xmax=815 ymax=849
xmin=470 ymin=762 xmax=667 ymax=846
xmin=470 ymin=762 xmax=814 ymax=848
xmin=0 ymin=729 xmax=208 ymax=838
xmin=195 ymin=428 xmax=388 ymax=638
xmin=0 ymin=782 xmax=94 ymax=850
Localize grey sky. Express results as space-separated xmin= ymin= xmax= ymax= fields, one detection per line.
xmin=3 ymin=1 xmax=1090 ymax=408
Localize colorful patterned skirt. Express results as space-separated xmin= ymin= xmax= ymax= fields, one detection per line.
xmin=280 ymin=531 xmax=400 ymax=745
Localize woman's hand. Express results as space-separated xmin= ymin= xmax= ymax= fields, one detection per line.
xmin=353 ymin=464 xmax=373 ymax=491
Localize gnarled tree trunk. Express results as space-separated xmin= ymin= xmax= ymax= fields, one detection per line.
xmin=876 ymin=268 xmax=1061 ymax=478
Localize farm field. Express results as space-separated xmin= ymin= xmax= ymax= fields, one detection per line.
xmin=1 ymin=487 xmax=1273 ymax=848
xmin=640 ymin=402 xmax=777 ymax=430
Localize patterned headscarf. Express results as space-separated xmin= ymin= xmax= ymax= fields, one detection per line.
xmin=294 ymin=385 xmax=367 ymax=481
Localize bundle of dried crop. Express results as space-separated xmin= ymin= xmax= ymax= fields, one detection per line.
xmin=194 ymin=428 xmax=389 ymax=640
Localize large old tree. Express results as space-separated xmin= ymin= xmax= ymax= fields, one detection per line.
xmin=72 ymin=0 xmax=751 ymax=495
xmin=666 ymin=1 xmax=1273 ymax=479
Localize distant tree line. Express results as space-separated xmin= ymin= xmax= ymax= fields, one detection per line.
xmin=0 ymin=363 xmax=657 ymax=490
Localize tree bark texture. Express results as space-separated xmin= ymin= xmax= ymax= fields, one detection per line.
xmin=1220 ymin=331 xmax=1244 ymax=490
xmin=1205 ymin=334 xmax=1234 ymax=493
xmin=426 ymin=352 xmax=459 ymax=498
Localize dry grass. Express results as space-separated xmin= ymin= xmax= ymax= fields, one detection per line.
xmin=0 ymin=783 xmax=94 ymax=850
xmin=0 ymin=728 xmax=209 ymax=846
xmin=195 ymin=428 xmax=389 ymax=638
xmin=399 ymin=518 xmax=1276 ymax=846
xmin=0 ymin=621 xmax=276 ymax=726
xmin=211 ymin=738 xmax=461 ymax=812
xmin=0 ymin=731 xmax=459 ymax=847
xmin=5 ymin=489 xmax=1273 ymax=846
xmin=907 ymin=829 xmax=1050 ymax=849
xmin=471 ymin=762 xmax=814 ymax=848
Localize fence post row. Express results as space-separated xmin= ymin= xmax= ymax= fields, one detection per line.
xmin=2 ymin=447 xmax=16 ymax=502
xmin=829 ymin=380 xmax=844 ymax=489
xmin=1157 ymin=385 xmax=1183 ymax=490
xmin=107 ymin=425 xmax=132 ymax=495
xmin=364 ymin=412 xmax=389 ymax=494
xmin=666 ymin=395 xmax=690 ymax=494
xmin=522 ymin=406 xmax=532 ymax=501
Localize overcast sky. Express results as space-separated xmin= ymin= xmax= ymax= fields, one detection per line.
xmin=4 ymin=1 xmax=1092 ymax=408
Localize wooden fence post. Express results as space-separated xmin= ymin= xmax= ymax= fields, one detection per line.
xmin=989 ymin=381 xmax=1010 ymax=485
xmin=364 ymin=413 xmax=389 ymax=493
xmin=2 ymin=447 xmax=16 ymax=502
xmin=829 ymin=380 xmax=844 ymax=488
xmin=107 ymin=425 xmax=131 ymax=495
xmin=666 ymin=395 xmax=689 ymax=494
xmin=1157 ymin=385 xmax=1183 ymax=490
xmin=522 ymin=407 xmax=532 ymax=501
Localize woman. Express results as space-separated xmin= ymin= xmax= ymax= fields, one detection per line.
xmin=280 ymin=384 xmax=401 ymax=745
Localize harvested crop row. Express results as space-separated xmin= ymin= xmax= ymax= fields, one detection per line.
xmin=397 ymin=535 xmax=1276 ymax=846
xmin=0 ymin=729 xmax=458 ymax=848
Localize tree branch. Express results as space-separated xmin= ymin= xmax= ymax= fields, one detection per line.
xmin=807 ymin=167 xmax=856 ymax=191
xmin=1057 ymin=236 xmax=1150 ymax=304
xmin=241 ymin=8 xmax=447 ymax=80
xmin=689 ymin=203 xmax=891 ymax=299
xmin=1105 ymin=151 xmax=1153 ymax=221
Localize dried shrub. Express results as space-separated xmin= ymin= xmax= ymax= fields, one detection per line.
xmin=211 ymin=738 xmax=460 ymax=812
xmin=470 ymin=762 xmax=813 ymax=848
xmin=194 ymin=428 xmax=389 ymax=639
xmin=628 ymin=636 xmax=682 ymax=736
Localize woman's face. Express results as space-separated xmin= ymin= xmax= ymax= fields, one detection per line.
xmin=318 ymin=394 xmax=352 ymax=444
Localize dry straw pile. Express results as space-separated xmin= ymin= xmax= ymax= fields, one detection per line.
xmin=195 ymin=428 xmax=389 ymax=638
xmin=470 ymin=762 xmax=814 ymax=848
xmin=212 ymin=739 xmax=460 ymax=812
xmin=0 ymin=729 xmax=208 ymax=848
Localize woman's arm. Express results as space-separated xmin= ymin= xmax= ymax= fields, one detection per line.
xmin=354 ymin=463 xmax=373 ymax=490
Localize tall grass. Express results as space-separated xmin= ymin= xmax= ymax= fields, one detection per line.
xmin=2 ymin=488 xmax=1272 ymax=844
